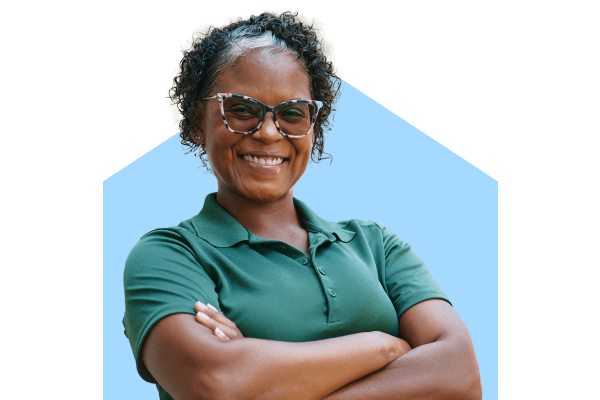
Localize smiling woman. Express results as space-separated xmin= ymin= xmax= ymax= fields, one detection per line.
xmin=123 ymin=11 xmax=482 ymax=400
xmin=199 ymin=50 xmax=314 ymax=206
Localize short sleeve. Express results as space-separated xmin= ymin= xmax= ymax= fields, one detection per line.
xmin=123 ymin=228 xmax=219 ymax=382
xmin=380 ymin=226 xmax=451 ymax=319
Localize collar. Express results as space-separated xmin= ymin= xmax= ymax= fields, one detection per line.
xmin=191 ymin=193 xmax=355 ymax=248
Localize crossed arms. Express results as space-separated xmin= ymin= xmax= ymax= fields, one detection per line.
xmin=142 ymin=299 xmax=482 ymax=400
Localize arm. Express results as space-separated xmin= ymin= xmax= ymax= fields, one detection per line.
xmin=143 ymin=312 xmax=411 ymax=400
xmin=323 ymin=299 xmax=482 ymax=400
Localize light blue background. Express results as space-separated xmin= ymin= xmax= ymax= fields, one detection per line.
xmin=104 ymin=80 xmax=498 ymax=399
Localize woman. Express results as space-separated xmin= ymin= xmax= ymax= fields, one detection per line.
xmin=123 ymin=12 xmax=482 ymax=400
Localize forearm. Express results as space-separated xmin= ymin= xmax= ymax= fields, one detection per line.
xmin=323 ymin=335 xmax=482 ymax=400
xmin=205 ymin=331 xmax=403 ymax=400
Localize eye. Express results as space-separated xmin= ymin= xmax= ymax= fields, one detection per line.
xmin=227 ymin=106 xmax=253 ymax=115
xmin=226 ymin=104 xmax=260 ymax=120
xmin=278 ymin=105 xmax=308 ymax=123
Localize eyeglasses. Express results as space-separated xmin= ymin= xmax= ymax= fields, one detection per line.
xmin=202 ymin=93 xmax=323 ymax=138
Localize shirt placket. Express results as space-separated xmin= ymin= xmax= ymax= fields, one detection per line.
xmin=309 ymin=232 xmax=340 ymax=324
xmin=248 ymin=230 xmax=341 ymax=324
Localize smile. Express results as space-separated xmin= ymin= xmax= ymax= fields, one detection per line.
xmin=239 ymin=154 xmax=289 ymax=174
xmin=241 ymin=155 xmax=286 ymax=166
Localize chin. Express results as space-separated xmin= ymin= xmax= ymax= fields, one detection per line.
xmin=238 ymin=185 xmax=292 ymax=203
xmin=247 ymin=191 xmax=290 ymax=203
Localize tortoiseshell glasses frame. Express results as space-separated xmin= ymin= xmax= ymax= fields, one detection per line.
xmin=202 ymin=93 xmax=323 ymax=138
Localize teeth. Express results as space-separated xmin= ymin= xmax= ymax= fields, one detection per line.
xmin=243 ymin=155 xmax=285 ymax=166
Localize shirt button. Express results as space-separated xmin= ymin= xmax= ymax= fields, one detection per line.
xmin=318 ymin=268 xmax=326 ymax=275
xmin=278 ymin=246 xmax=286 ymax=253
xmin=299 ymin=258 xmax=308 ymax=265
xmin=328 ymin=288 xmax=336 ymax=297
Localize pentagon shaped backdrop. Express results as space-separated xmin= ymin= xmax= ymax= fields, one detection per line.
xmin=104 ymin=80 xmax=498 ymax=399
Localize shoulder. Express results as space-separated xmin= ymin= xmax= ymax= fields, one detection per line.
xmin=129 ymin=216 xmax=196 ymax=241
xmin=131 ymin=219 xmax=196 ymax=252
xmin=139 ymin=217 xmax=198 ymax=241
xmin=124 ymin=218 xmax=202 ymax=278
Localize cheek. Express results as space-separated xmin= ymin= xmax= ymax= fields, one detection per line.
xmin=205 ymin=130 xmax=244 ymax=177
xmin=206 ymin=135 xmax=232 ymax=166
xmin=291 ymin=138 xmax=313 ymax=175
xmin=301 ymin=135 xmax=314 ymax=159
xmin=203 ymin=115 xmax=229 ymax=161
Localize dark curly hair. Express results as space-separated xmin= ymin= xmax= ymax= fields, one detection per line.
xmin=169 ymin=11 xmax=341 ymax=169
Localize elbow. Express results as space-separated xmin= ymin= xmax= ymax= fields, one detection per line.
xmin=447 ymin=334 xmax=482 ymax=400
xmin=463 ymin=370 xmax=482 ymax=400
xmin=464 ymin=349 xmax=482 ymax=400
xmin=452 ymin=359 xmax=482 ymax=400
xmin=439 ymin=342 xmax=482 ymax=400
xmin=437 ymin=377 xmax=483 ymax=400
xmin=440 ymin=368 xmax=481 ymax=400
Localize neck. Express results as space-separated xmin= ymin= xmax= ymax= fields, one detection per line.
xmin=215 ymin=186 xmax=302 ymax=237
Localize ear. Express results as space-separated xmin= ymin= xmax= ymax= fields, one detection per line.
xmin=192 ymin=129 xmax=205 ymax=145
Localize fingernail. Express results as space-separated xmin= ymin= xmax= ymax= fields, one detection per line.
xmin=207 ymin=303 xmax=219 ymax=312
xmin=215 ymin=327 xmax=227 ymax=339
xmin=196 ymin=312 xmax=209 ymax=321
xmin=196 ymin=301 xmax=209 ymax=311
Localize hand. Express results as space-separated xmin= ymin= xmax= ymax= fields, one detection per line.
xmin=194 ymin=301 xmax=244 ymax=342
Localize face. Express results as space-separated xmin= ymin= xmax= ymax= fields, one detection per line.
xmin=197 ymin=49 xmax=313 ymax=203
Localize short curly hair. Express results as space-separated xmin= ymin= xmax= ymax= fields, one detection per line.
xmin=169 ymin=11 xmax=341 ymax=169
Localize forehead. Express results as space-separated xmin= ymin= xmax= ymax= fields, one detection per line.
xmin=212 ymin=49 xmax=312 ymax=105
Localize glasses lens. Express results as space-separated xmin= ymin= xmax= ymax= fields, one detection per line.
xmin=222 ymin=96 xmax=317 ymax=136
xmin=276 ymin=103 xmax=316 ymax=137
xmin=223 ymin=97 xmax=263 ymax=133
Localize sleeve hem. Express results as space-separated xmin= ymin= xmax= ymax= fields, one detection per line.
xmin=393 ymin=292 xmax=452 ymax=319
xmin=133 ymin=307 xmax=198 ymax=383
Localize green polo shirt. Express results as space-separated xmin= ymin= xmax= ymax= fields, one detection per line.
xmin=123 ymin=193 xmax=450 ymax=397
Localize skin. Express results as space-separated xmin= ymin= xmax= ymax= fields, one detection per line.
xmin=195 ymin=49 xmax=312 ymax=255
xmin=142 ymin=49 xmax=482 ymax=400
xmin=195 ymin=300 xmax=482 ymax=400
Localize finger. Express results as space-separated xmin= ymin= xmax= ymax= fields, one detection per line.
xmin=214 ymin=327 xmax=230 ymax=342
xmin=195 ymin=311 xmax=216 ymax=330
xmin=195 ymin=301 xmax=243 ymax=340
xmin=195 ymin=302 xmax=223 ymax=323
xmin=217 ymin=324 xmax=241 ymax=339
xmin=206 ymin=303 xmax=239 ymax=331
xmin=195 ymin=311 xmax=240 ymax=340
xmin=195 ymin=301 xmax=217 ymax=317
xmin=194 ymin=301 xmax=210 ymax=313
xmin=196 ymin=301 xmax=238 ymax=331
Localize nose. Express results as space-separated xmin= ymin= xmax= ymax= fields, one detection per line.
xmin=252 ymin=111 xmax=283 ymax=144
